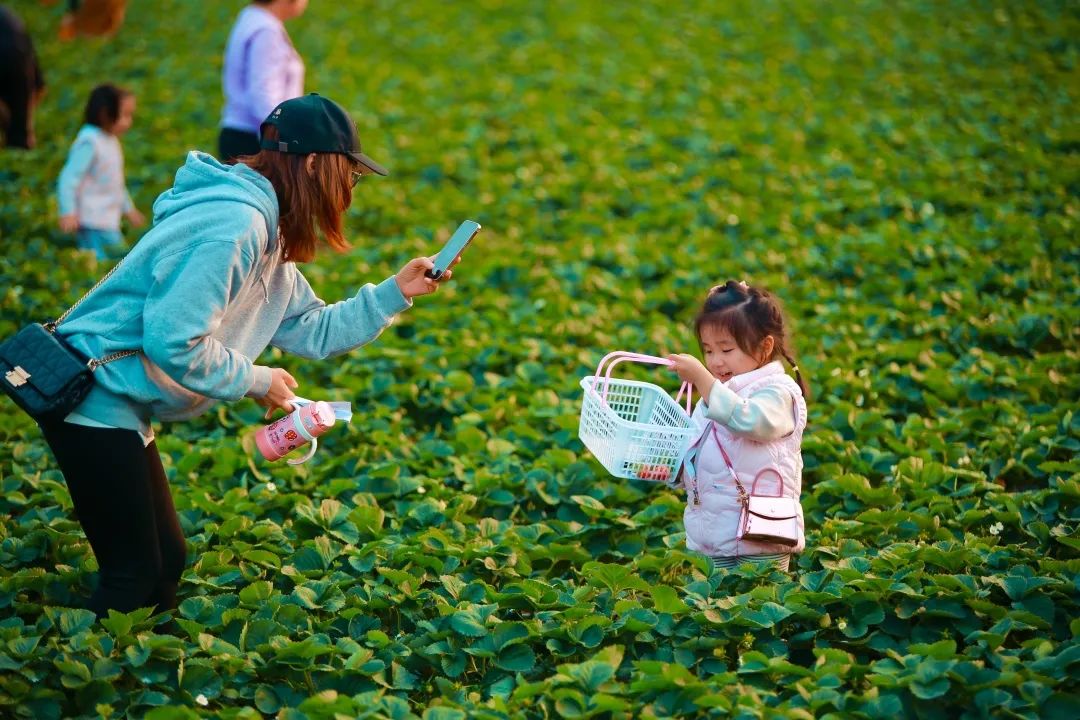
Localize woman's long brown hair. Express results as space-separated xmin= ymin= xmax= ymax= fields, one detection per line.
xmin=235 ymin=125 xmax=354 ymax=263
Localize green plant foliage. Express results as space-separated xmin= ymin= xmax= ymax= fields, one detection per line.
xmin=1 ymin=0 xmax=1077 ymax=717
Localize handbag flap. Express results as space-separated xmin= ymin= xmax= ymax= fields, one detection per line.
xmin=746 ymin=495 xmax=799 ymax=521
xmin=0 ymin=324 xmax=90 ymax=396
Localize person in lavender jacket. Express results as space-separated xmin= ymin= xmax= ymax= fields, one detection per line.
xmin=218 ymin=0 xmax=307 ymax=161
xmin=41 ymin=94 xmax=452 ymax=621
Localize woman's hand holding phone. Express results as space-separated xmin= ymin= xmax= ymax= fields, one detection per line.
xmin=396 ymin=256 xmax=455 ymax=299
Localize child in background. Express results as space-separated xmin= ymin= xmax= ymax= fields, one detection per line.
xmin=667 ymin=280 xmax=809 ymax=573
xmin=57 ymin=83 xmax=144 ymax=259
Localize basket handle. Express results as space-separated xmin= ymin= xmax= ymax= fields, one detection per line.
xmin=591 ymin=352 xmax=693 ymax=415
xmin=594 ymin=351 xmax=656 ymax=378
xmin=673 ymin=380 xmax=692 ymax=415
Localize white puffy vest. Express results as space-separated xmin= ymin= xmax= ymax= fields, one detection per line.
xmin=681 ymin=362 xmax=808 ymax=556
xmin=74 ymin=127 xmax=127 ymax=230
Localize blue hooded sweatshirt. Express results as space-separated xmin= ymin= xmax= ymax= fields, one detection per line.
xmin=59 ymin=151 xmax=411 ymax=434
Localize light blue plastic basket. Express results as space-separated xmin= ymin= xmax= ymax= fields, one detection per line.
xmin=578 ymin=352 xmax=696 ymax=481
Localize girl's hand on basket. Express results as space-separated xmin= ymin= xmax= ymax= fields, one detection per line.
xmin=668 ymin=354 xmax=716 ymax=401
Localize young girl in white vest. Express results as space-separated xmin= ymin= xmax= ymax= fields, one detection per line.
xmin=667 ymin=280 xmax=809 ymax=573
xmin=57 ymin=83 xmax=145 ymax=259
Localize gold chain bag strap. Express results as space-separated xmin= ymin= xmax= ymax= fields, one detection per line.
xmin=710 ymin=424 xmax=800 ymax=547
xmin=0 ymin=260 xmax=138 ymax=421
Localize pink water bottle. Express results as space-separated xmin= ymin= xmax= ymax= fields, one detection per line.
xmin=255 ymin=401 xmax=336 ymax=464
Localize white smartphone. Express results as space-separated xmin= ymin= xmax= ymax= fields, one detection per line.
xmin=425 ymin=220 xmax=482 ymax=280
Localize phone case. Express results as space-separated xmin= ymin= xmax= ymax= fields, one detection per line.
xmin=427 ymin=220 xmax=481 ymax=279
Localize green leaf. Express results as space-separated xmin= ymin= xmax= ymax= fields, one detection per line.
xmin=366 ymin=630 xmax=391 ymax=648
xmin=491 ymin=622 xmax=531 ymax=650
xmin=1041 ymin=693 xmax=1080 ymax=719
xmin=910 ymin=677 xmax=951 ymax=700
xmin=569 ymin=616 xmax=610 ymax=648
xmin=441 ymin=575 xmax=466 ymax=600
xmin=254 ymin=685 xmax=281 ymax=715
xmin=742 ymin=602 xmax=795 ymax=629
xmin=242 ymin=549 xmax=282 ymax=569
xmin=145 ymin=708 xmax=201 ymax=720
xmin=178 ymin=596 xmax=215 ymax=622
xmin=56 ymin=658 xmax=92 ymax=687
xmin=8 ymin=636 xmax=41 ymax=657
xmin=907 ymin=639 xmax=958 ymax=659
xmin=100 ymin=611 xmax=132 ymax=637
xmin=581 ymin=562 xmax=650 ymax=594
xmin=560 ymin=660 xmax=616 ymax=693
xmin=450 ymin=610 xmax=488 ymax=637
xmin=649 ymin=586 xmax=690 ymax=614
xmin=392 ymin=662 xmax=418 ymax=690
xmin=93 ymin=658 xmax=122 ymax=682
xmin=51 ymin=608 xmax=96 ymax=636
xmin=862 ymin=693 xmax=904 ymax=715
xmin=239 ymin=581 xmax=274 ymax=605
xmin=423 ymin=709 xmax=467 ymax=720
xmin=179 ymin=663 xmax=222 ymax=697
xmin=495 ymin=644 xmax=536 ymax=672
xmin=198 ymin=633 xmax=240 ymax=657
xmin=441 ymin=653 xmax=467 ymax=678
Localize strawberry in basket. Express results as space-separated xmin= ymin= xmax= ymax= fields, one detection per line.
xmin=636 ymin=464 xmax=671 ymax=481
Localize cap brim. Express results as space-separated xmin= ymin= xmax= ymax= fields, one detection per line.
xmin=349 ymin=151 xmax=389 ymax=176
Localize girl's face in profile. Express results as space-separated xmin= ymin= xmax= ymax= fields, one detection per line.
xmin=110 ymin=95 xmax=136 ymax=136
xmin=699 ymin=325 xmax=766 ymax=383
xmin=287 ymin=0 xmax=309 ymax=19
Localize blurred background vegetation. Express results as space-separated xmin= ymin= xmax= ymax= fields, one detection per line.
xmin=0 ymin=0 xmax=1077 ymax=718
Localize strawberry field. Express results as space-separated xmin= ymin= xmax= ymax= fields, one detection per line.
xmin=1 ymin=0 xmax=1078 ymax=718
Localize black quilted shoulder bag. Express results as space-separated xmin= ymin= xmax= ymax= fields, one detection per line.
xmin=0 ymin=261 xmax=137 ymax=422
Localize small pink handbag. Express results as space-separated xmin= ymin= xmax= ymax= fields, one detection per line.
xmin=711 ymin=425 xmax=800 ymax=547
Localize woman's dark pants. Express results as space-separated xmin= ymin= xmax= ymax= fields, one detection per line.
xmin=40 ymin=420 xmax=187 ymax=618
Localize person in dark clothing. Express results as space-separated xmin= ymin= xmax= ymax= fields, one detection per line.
xmin=0 ymin=6 xmax=46 ymax=149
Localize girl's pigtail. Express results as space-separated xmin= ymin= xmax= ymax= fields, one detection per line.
xmin=780 ymin=350 xmax=810 ymax=402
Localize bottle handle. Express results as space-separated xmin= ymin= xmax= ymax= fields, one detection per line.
xmin=286 ymin=437 xmax=318 ymax=466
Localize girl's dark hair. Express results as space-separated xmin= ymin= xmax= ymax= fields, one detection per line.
xmin=83 ymin=83 xmax=131 ymax=128
xmin=694 ymin=280 xmax=810 ymax=400
xmin=234 ymin=124 xmax=355 ymax=263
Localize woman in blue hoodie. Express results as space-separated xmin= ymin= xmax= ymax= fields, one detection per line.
xmin=41 ymin=94 xmax=446 ymax=620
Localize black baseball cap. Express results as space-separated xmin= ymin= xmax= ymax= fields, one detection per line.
xmin=260 ymin=93 xmax=388 ymax=176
